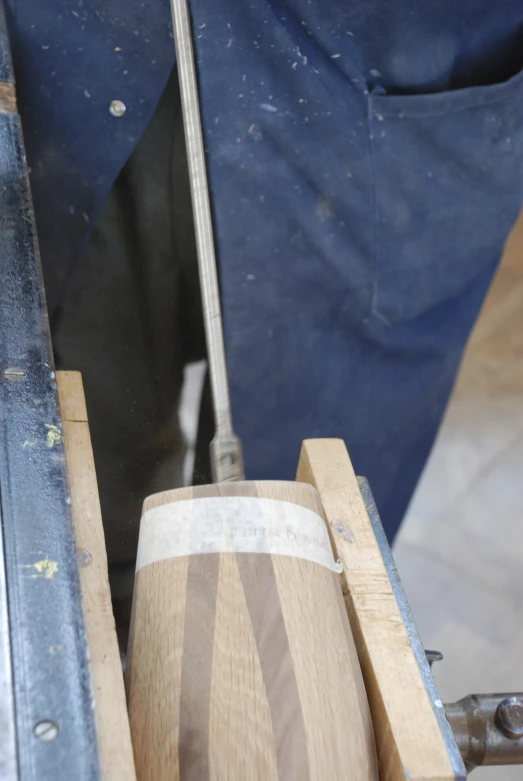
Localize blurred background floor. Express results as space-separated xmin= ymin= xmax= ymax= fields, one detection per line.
xmin=395 ymin=215 xmax=523 ymax=780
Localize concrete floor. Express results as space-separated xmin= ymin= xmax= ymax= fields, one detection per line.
xmin=395 ymin=215 xmax=523 ymax=780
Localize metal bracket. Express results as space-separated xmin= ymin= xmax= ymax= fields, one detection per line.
xmin=357 ymin=477 xmax=468 ymax=780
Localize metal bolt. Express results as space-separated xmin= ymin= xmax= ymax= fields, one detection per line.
xmin=496 ymin=696 xmax=523 ymax=740
xmin=3 ymin=367 xmax=26 ymax=381
xmin=331 ymin=520 xmax=354 ymax=543
xmin=109 ymin=100 xmax=126 ymax=117
xmin=34 ymin=721 xmax=59 ymax=742
xmin=77 ymin=548 xmax=92 ymax=568
xmin=425 ymin=649 xmax=444 ymax=668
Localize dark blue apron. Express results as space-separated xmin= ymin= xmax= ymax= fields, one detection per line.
xmin=189 ymin=1 xmax=523 ymax=536
xmin=7 ymin=0 xmax=523 ymax=537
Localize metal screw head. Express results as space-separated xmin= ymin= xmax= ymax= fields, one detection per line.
xmin=34 ymin=721 xmax=59 ymax=742
xmin=425 ymin=649 xmax=444 ymax=668
xmin=109 ymin=99 xmax=126 ymax=117
xmin=331 ymin=520 xmax=354 ymax=543
xmin=496 ymin=696 xmax=523 ymax=740
xmin=76 ymin=548 xmax=92 ymax=568
xmin=3 ymin=367 xmax=26 ymax=381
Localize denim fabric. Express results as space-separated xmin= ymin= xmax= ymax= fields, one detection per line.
xmin=8 ymin=0 xmax=523 ymax=540
xmin=6 ymin=0 xmax=174 ymax=310
xmin=189 ymin=1 xmax=523 ymax=537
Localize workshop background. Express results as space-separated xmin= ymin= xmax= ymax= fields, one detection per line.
xmin=396 ymin=212 xmax=523 ymax=781
xmin=180 ymin=213 xmax=523 ymax=781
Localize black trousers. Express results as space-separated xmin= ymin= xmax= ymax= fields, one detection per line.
xmin=53 ymin=71 xmax=211 ymax=598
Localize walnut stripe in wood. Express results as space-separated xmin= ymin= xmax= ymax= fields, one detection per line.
xmin=224 ymin=482 xmax=310 ymax=779
xmin=236 ymin=553 xmax=310 ymax=780
xmin=179 ymin=553 xmax=220 ymax=781
xmin=127 ymin=480 xmax=378 ymax=781
xmin=209 ymin=549 xmax=278 ymax=780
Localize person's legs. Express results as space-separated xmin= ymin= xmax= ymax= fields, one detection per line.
xmin=188 ymin=1 xmax=523 ymax=541
xmin=53 ymin=70 xmax=205 ymax=601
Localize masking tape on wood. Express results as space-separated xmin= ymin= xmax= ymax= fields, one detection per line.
xmin=136 ymin=496 xmax=342 ymax=573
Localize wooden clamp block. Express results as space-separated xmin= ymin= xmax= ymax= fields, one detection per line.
xmin=57 ymin=371 xmax=137 ymax=781
xmin=297 ymin=439 xmax=466 ymax=781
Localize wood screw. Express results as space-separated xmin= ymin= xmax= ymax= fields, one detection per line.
xmin=3 ymin=367 xmax=26 ymax=381
xmin=77 ymin=548 xmax=92 ymax=568
xmin=34 ymin=721 xmax=59 ymax=742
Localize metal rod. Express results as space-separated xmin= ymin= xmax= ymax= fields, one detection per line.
xmin=170 ymin=0 xmax=244 ymax=482
xmin=445 ymin=693 xmax=523 ymax=771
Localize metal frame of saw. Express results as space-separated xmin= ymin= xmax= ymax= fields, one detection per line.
xmin=0 ymin=4 xmax=102 ymax=778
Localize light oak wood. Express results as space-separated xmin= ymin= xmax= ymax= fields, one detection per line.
xmin=127 ymin=481 xmax=378 ymax=781
xmin=297 ymin=439 xmax=456 ymax=781
xmin=58 ymin=371 xmax=137 ymax=781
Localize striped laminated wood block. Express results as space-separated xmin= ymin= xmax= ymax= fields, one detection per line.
xmin=126 ymin=480 xmax=378 ymax=781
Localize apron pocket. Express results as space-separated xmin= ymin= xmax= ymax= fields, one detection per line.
xmin=369 ymin=65 xmax=523 ymax=325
